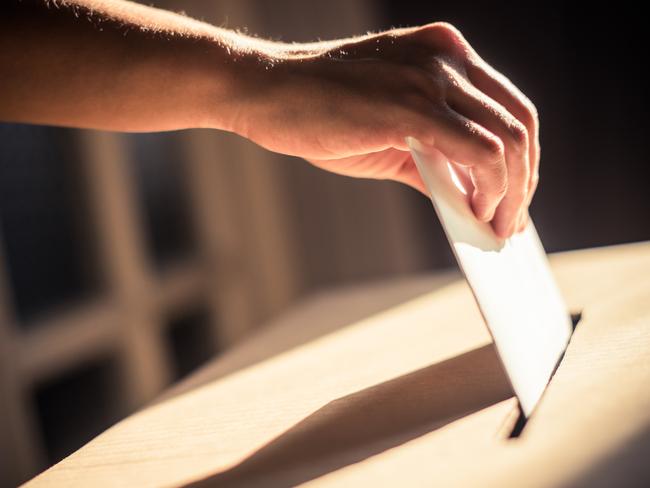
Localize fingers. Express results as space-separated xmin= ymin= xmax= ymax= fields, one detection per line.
xmin=466 ymin=61 xmax=540 ymax=230
xmin=415 ymin=107 xmax=508 ymax=222
xmin=446 ymin=83 xmax=530 ymax=237
xmin=408 ymin=23 xmax=538 ymax=235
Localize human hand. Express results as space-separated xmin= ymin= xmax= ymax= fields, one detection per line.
xmin=234 ymin=23 xmax=539 ymax=238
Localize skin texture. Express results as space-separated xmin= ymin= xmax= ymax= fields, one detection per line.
xmin=0 ymin=0 xmax=539 ymax=237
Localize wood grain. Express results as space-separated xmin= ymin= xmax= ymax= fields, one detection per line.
xmin=25 ymin=242 xmax=650 ymax=487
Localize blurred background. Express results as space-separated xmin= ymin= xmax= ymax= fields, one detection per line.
xmin=0 ymin=1 xmax=648 ymax=486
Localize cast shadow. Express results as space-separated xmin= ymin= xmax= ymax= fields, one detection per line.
xmin=188 ymin=343 xmax=512 ymax=488
xmin=568 ymin=421 xmax=650 ymax=488
xmin=159 ymin=272 xmax=459 ymax=403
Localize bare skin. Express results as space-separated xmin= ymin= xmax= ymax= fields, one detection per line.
xmin=0 ymin=0 xmax=539 ymax=237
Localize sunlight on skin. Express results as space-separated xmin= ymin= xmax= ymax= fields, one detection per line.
xmin=1 ymin=0 xmax=539 ymax=238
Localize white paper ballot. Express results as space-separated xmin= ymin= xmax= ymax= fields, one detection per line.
xmin=408 ymin=137 xmax=572 ymax=417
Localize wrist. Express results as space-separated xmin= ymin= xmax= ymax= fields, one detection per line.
xmin=198 ymin=31 xmax=348 ymax=135
xmin=189 ymin=40 xmax=264 ymax=133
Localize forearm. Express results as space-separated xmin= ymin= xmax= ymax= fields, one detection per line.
xmin=0 ymin=2 xmax=539 ymax=237
xmin=0 ymin=0 xmax=303 ymax=132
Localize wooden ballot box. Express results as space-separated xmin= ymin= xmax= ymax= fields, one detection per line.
xmin=24 ymin=242 xmax=650 ymax=487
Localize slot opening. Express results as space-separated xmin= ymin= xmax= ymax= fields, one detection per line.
xmin=507 ymin=310 xmax=583 ymax=438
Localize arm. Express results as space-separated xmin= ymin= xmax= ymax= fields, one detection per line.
xmin=0 ymin=0 xmax=266 ymax=132
xmin=0 ymin=0 xmax=539 ymax=237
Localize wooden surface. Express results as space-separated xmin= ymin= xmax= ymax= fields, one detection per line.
xmin=25 ymin=242 xmax=650 ymax=487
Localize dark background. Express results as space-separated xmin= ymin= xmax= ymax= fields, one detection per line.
xmin=384 ymin=1 xmax=649 ymax=251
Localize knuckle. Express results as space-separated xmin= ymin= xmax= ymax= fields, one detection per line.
xmin=422 ymin=22 xmax=468 ymax=53
xmin=479 ymin=134 xmax=505 ymax=162
xmin=428 ymin=56 xmax=452 ymax=76
xmin=431 ymin=22 xmax=463 ymax=43
xmin=429 ymin=58 xmax=461 ymax=87
xmin=507 ymin=120 xmax=528 ymax=148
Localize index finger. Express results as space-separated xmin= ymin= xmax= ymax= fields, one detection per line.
xmin=410 ymin=106 xmax=508 ymax=221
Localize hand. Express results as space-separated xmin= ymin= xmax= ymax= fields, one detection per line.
xmin=234 ymin=23 xmax=539 ymax=238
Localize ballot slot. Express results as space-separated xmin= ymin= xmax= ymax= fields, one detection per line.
xmin=408 ymin=137 xmax=575 ymax=420
xmin=507 ymin=310 xmax=583 ymax=438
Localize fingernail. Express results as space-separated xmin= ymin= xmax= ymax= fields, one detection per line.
xmin=481 ymin=205 xmax=497 ymax=222
xmin=478 ymin=207 xmax=493 ymax=222
xmin=492 ymin=215 xmax=513 ymax=239
xmin=472 ymin=195 xmax=495 ymax=222
xmin=472 ymin=201 xmax=488 ymax=221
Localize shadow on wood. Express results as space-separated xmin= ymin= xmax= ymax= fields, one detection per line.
xmin=570 ymin=422 xmax=650 ymax=488
xmin=160 ymin=273 xmax=459 ymax=404
xmin=188 ymin=343 xmax=512 ymax=487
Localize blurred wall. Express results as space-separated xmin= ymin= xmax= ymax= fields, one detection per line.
xmin=0 ymin=1 xmax=449 ymax=486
